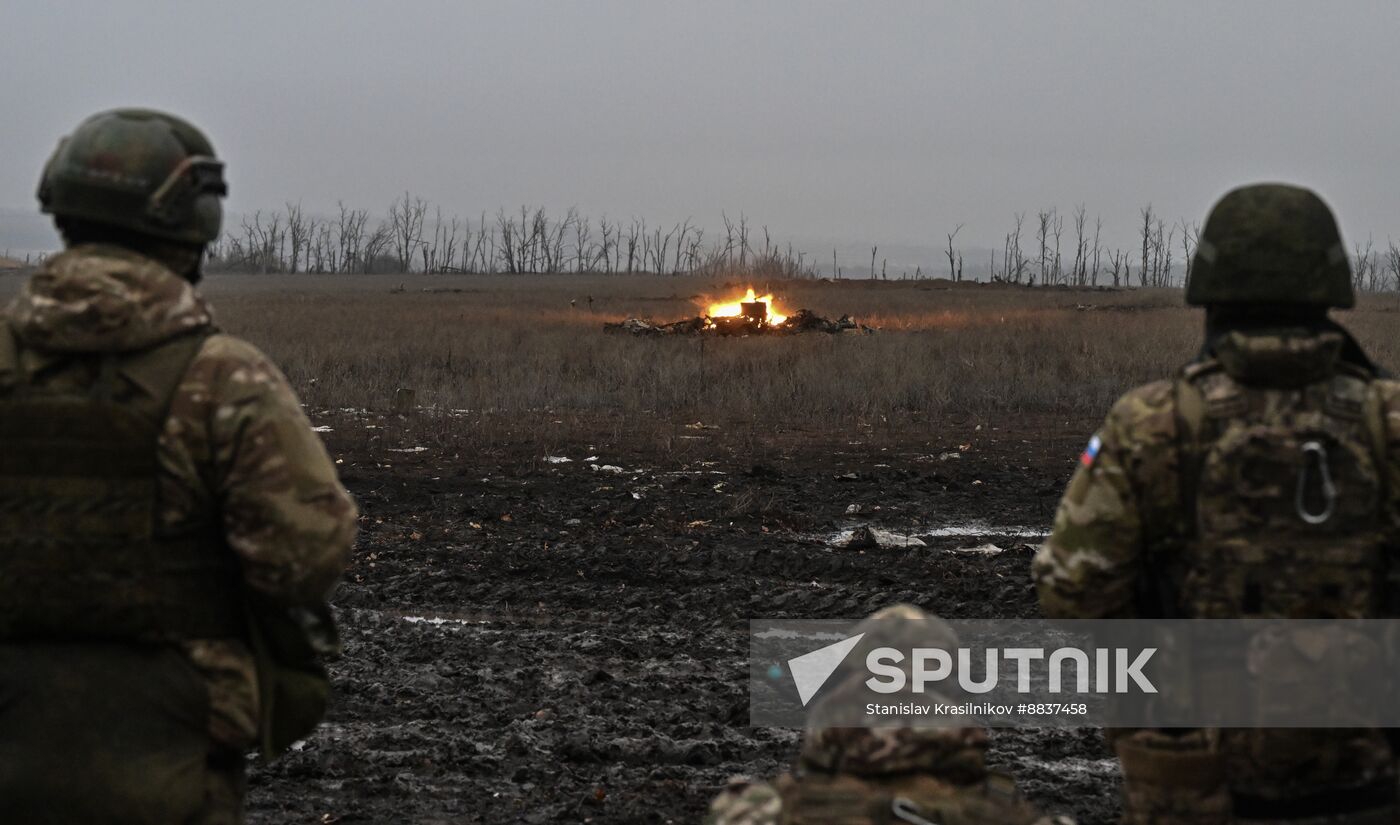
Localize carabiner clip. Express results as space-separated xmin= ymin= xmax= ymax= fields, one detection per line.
xmin=892 ymin=797 xmax=941 ymax=825
xmin=1296 ymin=440 xmax=1337 ymax=526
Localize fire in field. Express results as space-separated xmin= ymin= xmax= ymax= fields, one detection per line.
xmin=706 ymin=287 xmax=788 ymax=325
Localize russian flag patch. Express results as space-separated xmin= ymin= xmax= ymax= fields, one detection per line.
xmin=1080 ymin=434 xmax=1102 ymax=467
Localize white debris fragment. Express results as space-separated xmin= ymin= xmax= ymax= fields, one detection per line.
xmin=583 ymin=455 xmax=599 ymax=462
xmin=389 ymin=447 xmax=428 ymax=453
xmin=951 ymin=543 xmax=1007 ymax=556
xmin=544 ymin=456 xmax=573 ymax=464
xmin=840 ymin=526 xmax=927 ymax=550
xmin=938 ymin=451 xmax=962 ymax=461
xmin=590 ymin=464 xmax=624 ymax=474
xmin=820 ymin=522 xmax=1048 ymax=547
xmin=311 ymin=425 xmax=333 ymax=433
xmin=924 ymin=523 xmax=1046 ymax=538
xmin=402 ymin=615 xmax=489 ymax=627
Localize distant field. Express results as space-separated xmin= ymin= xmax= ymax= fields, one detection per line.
xmin=204 ymin=274 xmax=1400 ymax=434
xmin=6 ymin=271 xmax=1400 ymax=446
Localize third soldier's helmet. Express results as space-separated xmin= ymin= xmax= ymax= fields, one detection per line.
xmin=37 ymin=108 xmax=227 ymax=245
xmin=1186 ymin=183 xmax=1353 ymax=308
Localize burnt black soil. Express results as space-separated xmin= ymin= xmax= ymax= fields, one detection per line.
xmin=247 ymin=416 xmax=1118 ymax=824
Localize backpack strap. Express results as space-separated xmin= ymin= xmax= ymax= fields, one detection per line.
xmin=1137 ymin=365 xmax=1212 ymax=618
xmin=114 ymin=327 xmax=216 ymax=421
xmin=0 ymin=318 xmax=17 ymax=394
xmin=1362 ymin=380 xmax=1391 ymax=509
xmin=1174 ymin=367 xmax=1208 ymax=541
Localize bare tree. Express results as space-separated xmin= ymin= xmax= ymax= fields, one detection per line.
xmin=1353 ymin=237 xmax=1376 ymax=292
xmin=1178 ymin=219 xmax=1200 ymax=284
xmin=388 ymin=192 xmax=428 ymax=273
xmin=1386 ymin=240 xmax=1400 ymax=293
xmin=284 ymin=203 xmax=310 ymax=274
xmin=1090 ymin=215 xmax=1103 ymax=286
xmin=1036 ymin=209 xmax=1053 ymax=287
xmin=362 ymin=222 xmax=392 ymax=273
xmin=1107 ymin=249 xmax=1127 ymax=288
xmin=1070 ymin=205 xmax=1087 ymax=286
xmin=1137 ymin=205 xmax=1158 ymax=287
xmin=946 ymin=223 xmax=963 ymax=282
xmin=1002 ymin=213 xmax=1027 ymax=284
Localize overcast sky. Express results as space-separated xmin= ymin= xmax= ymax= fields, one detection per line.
xmin=3 ymin=1 xmax=1398 ymax=255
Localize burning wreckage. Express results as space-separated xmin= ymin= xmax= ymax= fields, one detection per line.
xmin=606 ymin=289 xmax=873 ymax=336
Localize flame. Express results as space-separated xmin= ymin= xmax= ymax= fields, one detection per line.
xmin=705 ymin=288 xmax=787 ymax=325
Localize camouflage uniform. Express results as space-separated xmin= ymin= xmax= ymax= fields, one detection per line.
xmin=0 ymin=111 xmax=355 ymax=823
xmin=1034 ymin=184 xmax=1398 ymax=825
xmin=708 ymin=605 xmax=1070 ymax=825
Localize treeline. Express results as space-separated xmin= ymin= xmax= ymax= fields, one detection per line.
xmin=205 ymin=194 xmax=1400 ymax=292
xmin=985 ymin=204 xmax=1192 ymax=289
xmin=207 ymin=193 xmax=814 ymax=278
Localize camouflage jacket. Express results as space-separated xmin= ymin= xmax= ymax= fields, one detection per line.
xmin=1034 ymin=328 xmax=1400 ymax=620
xmin=2 ymin=244 xmax=356 ymax=748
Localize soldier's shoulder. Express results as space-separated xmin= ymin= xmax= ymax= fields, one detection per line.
xmin=706 ymin=776 xmax=783 ymax=825
xmin=1368 ymin=377 xmax=1400 ymax=439
xmin=1104 ymin=378 xmax=1178 ymax=446
xmin=1370 ymin=375 xmax=1400 ymax=405
xmin=195 ymin=332 xmax=273 ymax=366
xmin=184 ymin=333 xmax=294 ymax=402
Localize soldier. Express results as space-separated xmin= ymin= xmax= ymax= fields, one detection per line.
xmin=0 ymin=109 xmax=356 ymax=822
xmin=708 ymin=604 xmax=1070 ymax=825
xmin=1034 ymin=183 xmax=1397 ymax=824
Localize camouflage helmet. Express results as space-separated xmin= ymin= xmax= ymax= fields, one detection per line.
xmin=37 ymin=109 xmax=227 ymax=245
xmin=1186 ymin=183 xmax=1353 ymax=308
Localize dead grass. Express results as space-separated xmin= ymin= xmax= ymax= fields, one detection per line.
xmin=193 ymin=274 xmax=1400 ymax=447
xmin=7 ymin=271 xmax=1397 ymax=449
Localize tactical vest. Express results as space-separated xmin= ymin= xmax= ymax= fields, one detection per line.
xmin=0 ymin=322 xmax=243 ymax=642
xmin=776 ymin=771 xmax=1050 ymax=825
xmin=1150 ymin=350 xmax=1390 ymax=619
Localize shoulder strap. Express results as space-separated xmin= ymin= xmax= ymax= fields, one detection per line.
xmin=0 ymin=318 xmax=17 ymax=393
xmin=1174 ymin=369 xmax=1207 ymax=537
xmin=1363 ymin=378 xmax=1391 ymax=515
xmin=113 ymin=328 xmax=216 ymax=424
xmin=1135 ymin=368 xmax=1209 ymax=618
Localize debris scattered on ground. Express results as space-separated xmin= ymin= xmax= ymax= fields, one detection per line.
xmin=605 ymin=308 xmax=872 ymax=336
xmin=841 ymin=525 xmax=927 ymax=550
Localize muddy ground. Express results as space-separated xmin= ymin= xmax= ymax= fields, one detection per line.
xmin=246 ymin=414 xmax=1117 ymax=824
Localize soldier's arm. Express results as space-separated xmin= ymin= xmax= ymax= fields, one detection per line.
xmin=1374 ymin=380 xmax=1400 ymax=612
xmin=192 ymin=335 xmax=356 ymax=605
xmin=1033 ymin=382 xmax=1172 ymax=619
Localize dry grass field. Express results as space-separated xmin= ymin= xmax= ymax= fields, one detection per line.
xmin=193 ymin=273 xmax=1400 ymax=446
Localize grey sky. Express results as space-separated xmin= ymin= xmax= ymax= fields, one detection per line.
xmin=2 ymin=1 xmax=1398 ymax=256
